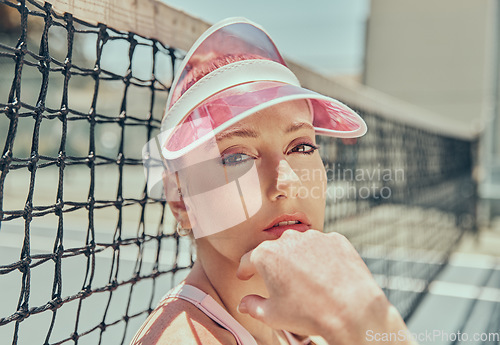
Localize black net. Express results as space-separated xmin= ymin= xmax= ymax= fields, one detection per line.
xmin=0 ymin=1 xmax=193 ymax=344
xmin=0 ymin=0 xmax=477 ymax=344
xmin=319 ymin=114 xmax=477 ymax=321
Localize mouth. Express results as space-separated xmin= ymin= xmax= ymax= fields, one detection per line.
xmin=263 ymin=213 xmax=311 ymax=237
xmin=271 ymin=220 xmax=302 ymax=227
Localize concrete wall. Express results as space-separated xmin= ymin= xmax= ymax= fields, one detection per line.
xmin=364 ymin=0 xmax=500 ymax=219
xmin=364 ymin=0 xmax=495 ymax=131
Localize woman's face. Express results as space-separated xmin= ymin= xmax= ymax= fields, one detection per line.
xmin=180 ymin=100 xmax=327 ymax=263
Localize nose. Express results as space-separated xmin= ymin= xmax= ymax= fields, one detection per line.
xmin=267 ymin=159 xmax=301 ymax=200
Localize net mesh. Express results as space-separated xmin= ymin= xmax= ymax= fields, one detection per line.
xmin=0 ymin=0 xmax=477 ymax=344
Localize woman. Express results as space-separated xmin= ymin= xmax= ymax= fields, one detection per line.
xmin=133 ymin=18 xmax=367 ymax=345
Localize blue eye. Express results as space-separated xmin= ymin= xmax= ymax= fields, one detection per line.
xmin=290 ymin=143 xmax=319 ymax=155
xmin=221 ymin=153 xmax=253 ymax=166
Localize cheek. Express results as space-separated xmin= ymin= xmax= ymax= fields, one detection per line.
xmin=199 ymin=225 xmax=256 ymax=263
xmin=179 ymin=161 xmax=262 ymax=238
xmin=293 ymin=157 xmax=327 ymax=193
xmin=295 ymin=158 xmax=327 ymax=225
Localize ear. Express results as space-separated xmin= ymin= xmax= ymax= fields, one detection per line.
xmin=162 ymin=169 xmax=193 ymax=229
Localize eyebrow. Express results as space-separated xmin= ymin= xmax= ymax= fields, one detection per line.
xmin=215 ymin=127 xmax=259 ymax=141
xmin=285 ymin=122 xmax=315 ymax=133
xmin=215 ymin=121 xmax=315 ymax=142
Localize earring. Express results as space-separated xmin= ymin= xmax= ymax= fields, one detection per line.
xmin=176 ymin=222 xmax=192 ymax=236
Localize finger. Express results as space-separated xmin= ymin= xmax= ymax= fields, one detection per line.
xmin=236 ymin=249 xmax=258 ymax=280
xmin=238 ymin=294 xmax=269 ymax=323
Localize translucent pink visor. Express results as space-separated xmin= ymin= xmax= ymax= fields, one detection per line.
xmin=168 ymin=21 xmax=286 ymax=109
xmin=164 ymin=81 xmax=365 ymax=154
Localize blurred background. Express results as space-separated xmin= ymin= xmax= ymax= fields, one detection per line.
xmin=163 ymin=0 xmax=371 ymax=78
xmin=1 ymin=0 xmax=499 ymax=344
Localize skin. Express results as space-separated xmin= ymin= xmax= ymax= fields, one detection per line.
xmin=131 ymin=100 xmax=328 ymax=345
xmin=236 ymin=230 xmax=418 ymax=345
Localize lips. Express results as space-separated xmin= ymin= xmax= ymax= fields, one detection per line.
xmin=263 ymin=212 xmax=311 ymax=237
xmin=264 ymin=212 xmax=310 ymax=230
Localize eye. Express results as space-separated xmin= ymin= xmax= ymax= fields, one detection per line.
xmin=290 ymin=143 xmax=319 ymax=155
xmin=221 ymin=153 xmax=253 ymax=166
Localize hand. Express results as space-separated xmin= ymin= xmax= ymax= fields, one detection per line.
xmin=236 ymin=230 xmax=417 ymax=345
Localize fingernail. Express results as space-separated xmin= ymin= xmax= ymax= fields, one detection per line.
xmin=237 ymin=301 xmax=248 ymax=314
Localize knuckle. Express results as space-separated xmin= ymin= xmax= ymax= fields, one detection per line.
xmin=304 ymin=229 xmax=319 ymax=237
xmin=338 ymin=234 xmax=349 ymax=243
xmin=330 ymin=231 xmax=347 ymax=242
xmin=332 ymin=233 xmax=357 ymax=252
xmin=281 ymin=229 xmax=297 ymax=239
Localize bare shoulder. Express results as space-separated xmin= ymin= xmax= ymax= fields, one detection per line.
xmin=130 ymin=297 xmax=237 ymax=345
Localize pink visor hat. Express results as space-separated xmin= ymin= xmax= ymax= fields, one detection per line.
xmin=160 ymin=17 xmax=367 ymax=161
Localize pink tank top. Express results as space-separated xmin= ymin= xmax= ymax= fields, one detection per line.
xmin=163 ymin=283 xmax=311 ymax=345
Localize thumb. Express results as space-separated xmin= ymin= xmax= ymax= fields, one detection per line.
xmin=238 ymin=294 xmax=270 ymax=323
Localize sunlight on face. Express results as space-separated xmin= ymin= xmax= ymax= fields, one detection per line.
xmin=179 ymin=99 xmax=327 ymax=263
